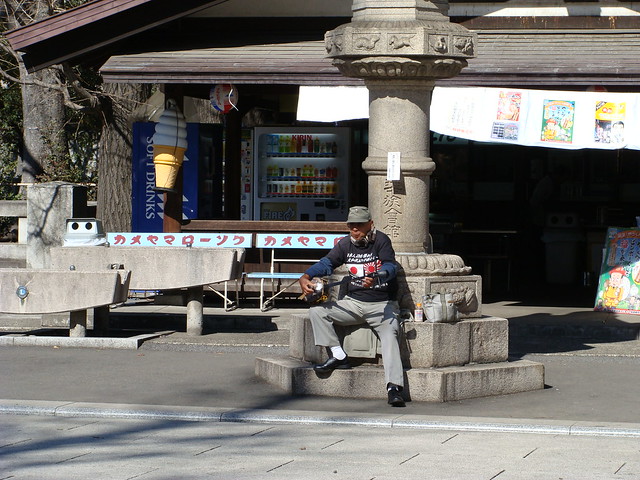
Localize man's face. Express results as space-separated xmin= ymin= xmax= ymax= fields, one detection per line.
xmin=347 ymin=220 xmax=372 ymax=241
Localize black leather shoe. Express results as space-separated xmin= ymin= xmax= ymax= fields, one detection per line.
xmin=387 ymin=388 xmax=406 ymax=407
xmin=313 ymin=356 xmax=351 ymax=373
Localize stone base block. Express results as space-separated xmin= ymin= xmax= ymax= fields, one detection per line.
xmin=403 ymin=316 xmax=509 ymax=367
xmin=290 ymin=314 xmax=509 ymax=368
xmin=256 ymin=356 xmax=545 ymax=403
xmin=422 ymin=275 xmax=483 ymax=318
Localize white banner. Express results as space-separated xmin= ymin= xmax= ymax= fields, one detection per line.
xmin=298 ymin=85 xmax=640 ymax=151
xmin=430 ymin=86 xmax=640 ymax=151
xmin=297 ymin=86 xmax=370 ymax=122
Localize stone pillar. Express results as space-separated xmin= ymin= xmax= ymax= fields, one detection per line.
xmin=325 ymin=0 xmax=478 ymax=309
xmin=69 ymin=309 xmax=87 ymax=337
xmin=26 ymin=182 xmax=88 ymax=269
xmin=256 ymin=3 xmax=545 ymax=399
xmin=363 ymin=80 xmax=434 ymax=253
xmin=186 ymin=285 xmax=204 ymax=336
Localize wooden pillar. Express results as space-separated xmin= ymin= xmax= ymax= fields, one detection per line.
xmin=163 ymin=165 xmax=183 ymax=233
xmin=162 ymin=85 xmax=185 ymax=233
xmin=224 ymin=107 xmax=242 ymax=219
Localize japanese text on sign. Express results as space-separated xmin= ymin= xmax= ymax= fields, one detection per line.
xmin=255 ymin=233 xmax=345 ymax=249
xmin=106 ymin=232 xmax=252 ymax=248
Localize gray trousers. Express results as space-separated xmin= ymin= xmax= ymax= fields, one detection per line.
xmin=309 ymin=296 xmax=404 ymax=388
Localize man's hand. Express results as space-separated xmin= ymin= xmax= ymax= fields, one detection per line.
xmin=363 ymin=270 xmax=388 ymax=288
xmin=362 ymin=276 xmax=376 ymax=288
xmin=299 ymin=274 xmax=315 ymax=294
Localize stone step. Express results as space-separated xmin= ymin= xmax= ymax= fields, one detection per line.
xmin=255 ymin=356 xmax=544 ymax=402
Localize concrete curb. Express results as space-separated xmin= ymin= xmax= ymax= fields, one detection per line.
xmin=2 ymin=399 xmax=640 ymax=438
xmin=0 ymin=331 xmax=171 ymax=349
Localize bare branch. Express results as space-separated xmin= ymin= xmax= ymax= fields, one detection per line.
xmin=61 ymin=62 xmax=100 ymax=108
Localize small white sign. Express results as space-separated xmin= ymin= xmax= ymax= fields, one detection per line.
xmin=387 ymin=152 xmax=401 ymax=181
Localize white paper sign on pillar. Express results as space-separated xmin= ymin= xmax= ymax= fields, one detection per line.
xmin=387 ymin=152 xmax=401 ymax=181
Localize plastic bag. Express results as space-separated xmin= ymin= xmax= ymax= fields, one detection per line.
xmin=423 ymin=293 xmax=459 ymax=323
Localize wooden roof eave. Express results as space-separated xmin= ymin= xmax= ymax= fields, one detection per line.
xmin=4 ymin=0 xmax=221 ymax=72
xmin=98 ymin=30 xmax=640 ymax=88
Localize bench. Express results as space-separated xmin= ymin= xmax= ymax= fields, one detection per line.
xmin=247 ymin=232 xmax=345 ymax=311
xmin=0 ymin=268 xmax=131 ymax=337
xmin=50 ymin=234 xmax=245 ymax=335
xmin=104 ymin=232 xmax=250 ymax=311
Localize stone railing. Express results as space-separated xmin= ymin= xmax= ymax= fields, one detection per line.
xmin=0 ymin=200 xmax=27 ymax=263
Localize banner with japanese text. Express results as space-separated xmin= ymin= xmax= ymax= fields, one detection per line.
xmin=107 ymin=232 xmax=252 ymax=248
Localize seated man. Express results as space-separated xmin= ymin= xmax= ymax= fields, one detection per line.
xmin=298 ymin=206 xmax=405 ymax=407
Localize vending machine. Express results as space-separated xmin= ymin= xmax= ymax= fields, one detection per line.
xmin=253 ymin=126 xmax=350 ymax=221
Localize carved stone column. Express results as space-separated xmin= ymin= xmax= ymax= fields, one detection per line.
xmin=325 ymin=0 xmax=479 ymax=310
xmin=255 ymin=1 xmax=545 ymax=400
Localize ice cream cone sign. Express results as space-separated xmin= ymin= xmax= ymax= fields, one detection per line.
xmin=152 ymin=99 xmax=188 ymax=192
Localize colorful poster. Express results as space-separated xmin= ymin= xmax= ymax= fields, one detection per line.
xmin=496 ymin=91 xmax=522 ymax=121
xmin=594 ymin=101 xmax=626 ymax=144
xmin=491 ymin=91 xmax=522 ymax=140
xmin=541 ymin=100 xmax=575 ymax=144
xmin=594 ymin=227 xmax=640 ymax=315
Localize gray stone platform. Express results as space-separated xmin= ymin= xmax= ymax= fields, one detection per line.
xmin=256 ymin=355 xmax=544 ymax=402
xmin=256 ymin=314 xmax=545 ymax=402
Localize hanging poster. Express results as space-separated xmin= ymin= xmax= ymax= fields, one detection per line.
xmin=594 ymin=101 xmax=626 ymax=145
xmin=491 ymin=90 xmax=522 ymax=141
xmin=594 ymin=227 xmax=640 ymax=315
xmin=541 ymin=99 xmax=575 ymax=144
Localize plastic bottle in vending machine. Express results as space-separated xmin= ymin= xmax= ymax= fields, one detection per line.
xmin=307 ymin=135 xmax=313 ymax=153
xmin=326 ymin=181 xmax=334 ymax=195
xmin=314 ymin=137 xmax=320 ymax=153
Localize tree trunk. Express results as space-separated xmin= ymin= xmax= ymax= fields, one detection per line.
xmin=19 ymin=64 xmax=67 ymax=183
xmin=5 ymin=0 xmax=67 ymax=184
xmin=96 ymin=83 xmax=152 ymax=232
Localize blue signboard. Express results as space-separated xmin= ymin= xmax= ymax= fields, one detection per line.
xmin=132 ymin=122 xmax=199 ymax=232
